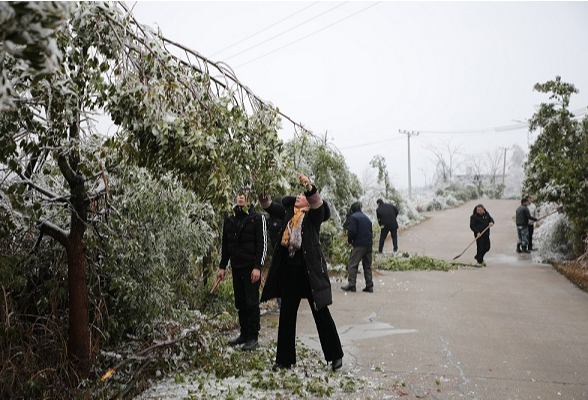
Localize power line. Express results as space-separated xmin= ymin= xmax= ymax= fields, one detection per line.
xmin=211 ymin=2 xmax=320 ymax=58
xmin=234 ymin=2 xmax=381 ymax=69
xmin=223 ymin=2 xmax=348 ymax=62
xmin=339 ymin=136 xmax=403 ymax=150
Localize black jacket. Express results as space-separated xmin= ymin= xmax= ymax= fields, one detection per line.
xmin=347 ymin=211 xmax=373 ymax=247
xmin=470 ymin=207 xmax=494 ymax=238
xmin=260 ymin=186 xmax=333 ymax=310
xmin=376 ymin=202 xmax=399 ymax=230
xmin=516 ymin=204 xmax=536 ymax=226
xmin=219 ymin=206 xmax=267 ymax=270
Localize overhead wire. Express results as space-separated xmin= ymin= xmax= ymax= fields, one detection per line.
xmin=234 ymin=2 xmax=381 ymax=69
xmin=336 ymin=106 xmax=588 ymax=150
xmin=210 ymin=2 xmax=320 ymax=58
xmin=222 ymin=2 xmax=348 ymax=62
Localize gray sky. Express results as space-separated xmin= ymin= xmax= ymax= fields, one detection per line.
xmin=127 ymin=1 xmax=588 ymax=188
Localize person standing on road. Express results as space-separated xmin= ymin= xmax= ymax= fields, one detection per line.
xmin=341 ymin=201 xmax=374 ymax=293
xmin=217 ymin=187 xmax=268 ymax=351
xmin=376 ymin=198 xmax=399 ymax=253
xmin=469 ymin=204 xmax=495 ymax=265
xmin=526 ymin=196 xmax=537 ymax=251
xmin=265 ymin=197 xmax=283 ymax=310
xmin=515 ymin=196 xmax=537 ymax=254
xmin=259 ymin=174 xmax=344 ymax=372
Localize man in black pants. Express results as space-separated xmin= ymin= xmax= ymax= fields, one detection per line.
xmin=376 ymin=199 xmax=399 ymax=253
xmin=217 ymin=187 xmax=267 ymax=351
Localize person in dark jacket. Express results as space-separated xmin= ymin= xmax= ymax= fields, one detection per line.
xmin=469 ymin=204 xmax=495 ymax=265
xmin=515 ymin=196 xmax=537 ymax=253
xmin=376 ymin=199 xmax=399 ymax=253
xmin=526 ymin=196 xmax=537 ymax=251
xmin=265 ymin=196 xmax=283 ymax=309
xmin=260 ymin=174 xmax=344 ymax=372
xmin=341 ymin=201 xmax=374 ymax=293
xmin=217 ymin=188 xmax=268 ymax=351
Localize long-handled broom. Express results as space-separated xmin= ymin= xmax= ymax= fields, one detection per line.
xmin=452 ymin=225 xmax=491 ymax=260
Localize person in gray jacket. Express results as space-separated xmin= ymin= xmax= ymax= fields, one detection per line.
xmin=341 ymin=201 xmax=374 ymax=293
xmin=515 ymin=196 xmax=537 ymax=253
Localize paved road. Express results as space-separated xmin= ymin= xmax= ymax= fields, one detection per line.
xmin=266 ymin=199 xmax=588 ymax=399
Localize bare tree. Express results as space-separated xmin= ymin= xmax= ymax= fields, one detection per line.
xmin=484 ymin=148 xmax=504 ymax=184
xmin=426 ymin=140 xmax=463 ymax=184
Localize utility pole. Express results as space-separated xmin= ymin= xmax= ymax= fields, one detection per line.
xmin=499 ymin=146 xmax=509 ymax=185
xmin=399 ymin=129 xmax=420 ymax=198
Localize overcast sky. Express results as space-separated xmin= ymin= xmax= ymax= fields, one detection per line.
xmin=127 ymin=1 xmax=588 ymax=189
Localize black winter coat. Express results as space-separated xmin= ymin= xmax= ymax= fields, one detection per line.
xmin=376 ymin=203 xmax=399 ymax=230
xmin=260 ymin=186 xmax=333 ymax=311
xmin=219 ymin=206 xmax=267 ymax=270
xmin=470 ymin=207 xmax=494 ymax=238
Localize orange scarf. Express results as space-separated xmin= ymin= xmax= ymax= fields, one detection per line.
xmin=281 ymin=206 xmax=308 ymax=256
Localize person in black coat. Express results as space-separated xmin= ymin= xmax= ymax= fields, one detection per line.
xmin=341 ymin=201 xmax=374 ymax=293
xmin=217 ymin=188 xmax=268 ymax=351
xmin=260 ymin=174 xmax=344 ymax=372
xmin=376 ymin=199 xmax=399 ymax=253
xmin=469 ymin=204 xmax=494 ymax=265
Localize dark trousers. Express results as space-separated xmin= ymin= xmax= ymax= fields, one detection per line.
xmin=475 ymin=234 xmax=491 ymax=262
xmin=528 ymin=224 xmax=534 ymax=250
xmin=378 ymin=226 xmax=398 ymax=252
xmin=232 ymin=267 xmax=260 ymax=341
xmin=347 ymin=246 xmax=373 ymax=288
xmin=276 ymin=262 xmax=344 ymax=366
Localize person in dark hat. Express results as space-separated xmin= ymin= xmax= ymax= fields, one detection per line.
xmin=341 ymin=201 xmax=374 ymax=293
xmin=217 ymin=186 xmax=268 ymax=351
xmin=259 ymin=174 xmax=344 ymax=372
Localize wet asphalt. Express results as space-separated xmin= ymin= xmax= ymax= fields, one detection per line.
xmin=262 ymin=199 xmax=588 ymax=399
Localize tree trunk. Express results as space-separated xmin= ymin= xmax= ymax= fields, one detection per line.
xmin=66 ymin=174 xmax=91 ymax=376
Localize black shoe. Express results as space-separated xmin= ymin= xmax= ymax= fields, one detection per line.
xmin=340 ymin=284 xmax=356 ymax=292
xmin=272 ymin=363 xmax=291 ymax=371
xmin=516 ymin=244 xmax=522 ymax=254
xmin=331 ymin=358 xmax=343 ymax=371
xmin=522 ymin=248 xmax=531 ymax=254
xmin=228 ymin=336 xmax=246 ymax=346
xmin=362 ymin=287 xmax=373 ymax=293
xmin=241 ymin=339 xmax=258 ymax=351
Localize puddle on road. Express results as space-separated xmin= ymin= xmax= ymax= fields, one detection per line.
xmin=300 ymin=318 xmax=416 ymax=355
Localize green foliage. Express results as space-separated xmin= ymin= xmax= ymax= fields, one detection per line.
xmin=524 ymin=76 xmax=588 ymax=252
xmin=374 ymin=253 xmax=459 ymax=272
xmin=284 ymin=131 xmax=362 ymax=224
xmin=319 ymin=221 xmax=350 ymax=266
xmin=86 ymin=167 xmax=216 ymax=343
xmin=370 ymin=155 xmax=399 ymax=200
xmin=0 ymin=0 xmax=287 ymax=393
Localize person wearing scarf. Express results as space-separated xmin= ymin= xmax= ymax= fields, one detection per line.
xmin=260 ymin=174 xmax=344 ymax=372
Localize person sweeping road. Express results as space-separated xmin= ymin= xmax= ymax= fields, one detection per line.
xmin=469 ymin=204 xmax=494 ymax=265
